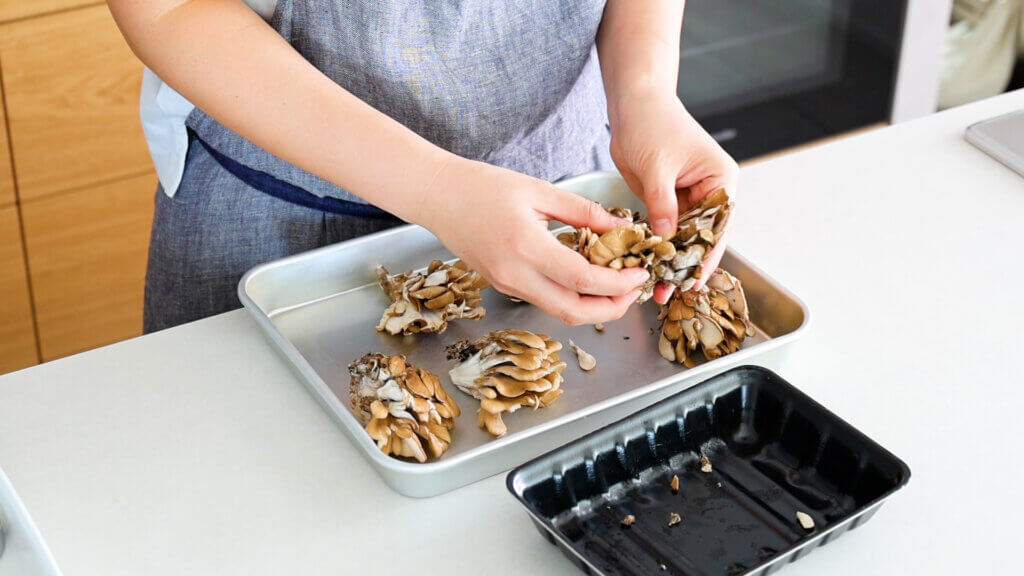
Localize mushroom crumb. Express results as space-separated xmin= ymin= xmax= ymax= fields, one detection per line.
xmin=668 ymin=512 xmax=682 ymax=527
xmin=660 ymin=564 xmax=667 ymax=571
xmin=670 ymin=474 xmax=679 ymax=493
xmin=700 ymin=455 xmax=712 ymax=473
xmin=621 ymin=514 xmax=636 ymax=527
xmin=796 ymin=511 xmax=815 ymax=530
xmin=569 ymin=340 xmax=597 ymax=371
xmin=594 ymin=323 xmax=605 ymax=332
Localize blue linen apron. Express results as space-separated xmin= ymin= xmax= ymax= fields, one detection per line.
xmin=145 ymin=0 xmax=613 ymax=331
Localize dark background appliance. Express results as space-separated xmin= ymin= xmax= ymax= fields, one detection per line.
xmin=678 ymin=0 xmax=909 ymax=160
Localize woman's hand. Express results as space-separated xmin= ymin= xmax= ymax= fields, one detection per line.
xmin=609 ymin=91 xmax=739 ymax=302
xmin=417 ymin=157 xmax=649 ymax=325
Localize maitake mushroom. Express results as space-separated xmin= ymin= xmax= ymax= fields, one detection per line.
xmin=445 ymin=329 xmax=566 ymax=437
xmin=376 ymin=260 xmax=489 ymax=335
xmin=557 ymin=189 xmax=733 ymax=301
xmin=348 ymin=353 xmax=461 ymax=462
xmin=658 ymin=268 xmax=753 ymax=367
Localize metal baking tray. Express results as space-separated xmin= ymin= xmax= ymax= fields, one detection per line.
xmin=507 ymin=366 xmax=911 ymax=576
xmin=238 ymin=171 xmax=810 ymax=497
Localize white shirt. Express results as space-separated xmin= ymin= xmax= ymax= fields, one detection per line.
xmin=139 ymin=0 xmax=278 ymax=196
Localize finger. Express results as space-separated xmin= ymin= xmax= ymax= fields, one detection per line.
xmin=640 ymin=166 xmax=679 ymax=238
xmin=652 ymin=282 xmax=675 ymax=305
xmin=678 ymin=178 xmax=725 ymax=210
xmin=541 ymin=187 xmax=630 ymax=233
xmin=526 ymin=271 xmax=641 ymax=325
xmin=691 ymin=211 xmax=734 ymax=291
xmin=536 ymin=236 xmax=648 ymax=296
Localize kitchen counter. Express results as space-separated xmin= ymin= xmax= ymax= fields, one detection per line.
xmin=2 ymin=90 xmax=1023 ymax=575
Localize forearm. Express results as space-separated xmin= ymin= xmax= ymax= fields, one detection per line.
xmin=108 ymin=0 xmax=451 ymax=222
xmin=596 ymin=0 xmax=685 ymax=128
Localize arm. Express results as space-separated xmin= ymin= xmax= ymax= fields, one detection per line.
xmin=108 ymin=0 xmax=647 ymax=323
xmin=597 ymin=0 xmax=738 ymax=297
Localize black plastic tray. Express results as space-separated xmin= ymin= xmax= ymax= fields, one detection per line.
xmin=507 ymin=366 xmax=910 ymax=576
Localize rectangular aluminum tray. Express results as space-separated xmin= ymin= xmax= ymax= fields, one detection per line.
xmin=506 ymin=366 xmax=911 ymax=576
xmin=238 ymin=171 xmax=810 ymax=497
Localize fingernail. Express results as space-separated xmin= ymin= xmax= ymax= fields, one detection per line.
xmin=612 ymin=217 xmax=632 ymax=227
xmin=652 ymin=218 xmax=673 ymax=234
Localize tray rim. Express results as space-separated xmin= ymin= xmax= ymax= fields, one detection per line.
xmin=237 ymin=172 xmax=813 ymax=483
xmin=505 ymin=364 xmax=912 ymax=576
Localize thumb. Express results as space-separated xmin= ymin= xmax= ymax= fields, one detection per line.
xmin=542 ymin=187 xmax=630 ymax=233
xmin=640 ymin=166 xmax=679 ymax=238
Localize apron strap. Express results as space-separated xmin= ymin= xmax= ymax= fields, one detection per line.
xmin=195 ymin=135 xmax=402 ymax=221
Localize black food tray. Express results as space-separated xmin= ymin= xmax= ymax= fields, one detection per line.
xmin=507 ymin=366 xmax=910 ymax=576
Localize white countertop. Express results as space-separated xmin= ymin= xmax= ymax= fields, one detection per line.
xmin=2 ymin=90 xmax=1024 ymax=575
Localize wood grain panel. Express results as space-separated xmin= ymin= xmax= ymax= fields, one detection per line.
xmin=0 ymin=205 xmax=38 ymax=373
xmin=0 ymin=5 xmax=150 ymax=200
xmin=21 ymin=172 xmax=156 ymax=361
xmin=0 ymin=1 xmax=101 ymax=24
xmin=0 ymin=81 xmax=13 ymax=207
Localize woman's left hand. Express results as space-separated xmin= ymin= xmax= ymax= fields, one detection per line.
xmin=609 ymin=91 xmax=739 ymax=303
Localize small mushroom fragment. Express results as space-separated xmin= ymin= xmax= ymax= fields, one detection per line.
xmin=699 ymin=455 xmax=713 ymax=473
xmin=376 ymin=260 xmax=489 ymax=335
xmin=446 ymin=329 xmax=566 ymax=438
xmin=568 ymin=340 xmax=597 ymax=371
xmin=670 ymin=474 xmax=680 ymax=493
xmin=594 ymin=323 xmax=605 ymax=333
xmin=796 ymin=511 xmax=815 ymax=530
xmin=621 ymin=514 xmax=636 ymax=527
xmin=658 ymin=268 xmax=753 ymax=367
xmin=557 ymin=189 xmax=733 ymax=302
xmin=668 ymin=512 xmax=682 ymax=527
xmin=348 ymin=353 xmax=461 ymax=462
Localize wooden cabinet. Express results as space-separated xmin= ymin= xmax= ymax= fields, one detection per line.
xmin=0 ymin=1 xmax=100 ymax=24
xmin=0 ymin=205 xmax=38 ymax=373
xmin=0 ymin=3 xmax=156 ymax=370
xmin=0 ymin=82 xmax=13 ymax=207
xmin=0 ymin=4 xmax=150 ymax=201
xmin=21 ymin=173 xmax=156 ymax=361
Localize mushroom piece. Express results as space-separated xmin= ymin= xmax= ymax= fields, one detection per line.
xmin=568 ymin=340 xmax=597 ymax=371
xmin=348 ymin=353 xmax=461 ymax=462
xmin=658 ymin=268 xmax=753 ymax=367
xmin=557 ymin=188 xmax=733 ymax=302
xmin=796 ymin=511 xmax=815 ymax=530
xmin=376 ymin=260 xmax=489 ymax=335
xmin=446 ymin=329 xmax=566 ymax=438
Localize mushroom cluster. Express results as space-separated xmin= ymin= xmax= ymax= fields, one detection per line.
xmin=557 ymin=189 xmax=733 ymax=302
xmin=376 ymin=260 xmax=489 ymax=335
xmin=348 ymin=353 xmax=461 ymax=462
xmin=658 ymin=268 xmax=753 ymax=367
xmin=446 ymin=329 xmax=566 ymax=437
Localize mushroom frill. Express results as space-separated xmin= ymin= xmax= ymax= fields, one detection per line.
xmin=557 ymin=189 xmax=733 ymax=302
xmin=446 ymin=329 xmax=566 ymax=438
xmin=658 ymin=268 xmax=753 ymax=367
xmin=376 ymin=260 xmax=489 ymax=335
xmin=348 ymin=353 xmax=461 ymax=462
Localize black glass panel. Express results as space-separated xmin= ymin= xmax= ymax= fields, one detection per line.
xmin=678 ymin=0 xmax=908 ymax=160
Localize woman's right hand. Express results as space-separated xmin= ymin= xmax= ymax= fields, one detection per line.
xmin=417 ymin=156 xmax=648 ymax=325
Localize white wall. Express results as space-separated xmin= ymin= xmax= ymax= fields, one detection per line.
xmin=891 ymin=0 xmax=954 ymax=122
